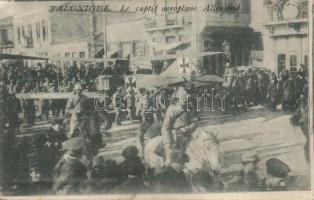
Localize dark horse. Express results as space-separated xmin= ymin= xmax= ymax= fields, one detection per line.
xmin=225 ymin=76 xmax=247 ymax=112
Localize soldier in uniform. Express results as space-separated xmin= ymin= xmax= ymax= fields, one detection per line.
xmin=261 ymin=158 xmax=291 ymax=191
xmin=52 ymin=137 xmax=88 ymax=195
xmin=267 ymin=72 xmax=278 ymax=112
xmin=225 ymin=152 xmax=260 ymax=192
xmin=124 ymin=87 xmax=136 ymax=121
xmin=29 ymin=118 xmax=67 ymax=194
xmin=110 ymin=145 xmax=149 ymax=193
xmin=136 ymin=88 xmax=149 ymax=122
xmin=161 ymin=87 xmax=196 ymax=165
xmin=111 ymin=87 xmax=124 ymax=126
xmin=0 ymin=81 xmax=16 ymax=191
xmin=65 ymin=83 xmax=90 ymax=138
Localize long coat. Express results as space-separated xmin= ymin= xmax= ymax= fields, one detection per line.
xmin=65 ymin=94 xmax=90 ymax=138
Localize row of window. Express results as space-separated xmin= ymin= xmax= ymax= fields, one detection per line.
xmin=277 ymin=54 xmax=308 ymax=72
xmin=16 ymin=20 xmax=49 ymax=47
xmin=64 ymin=51 xmax=85 ymax=58
xmin=153 ymin=34 xmax=187 ymax=44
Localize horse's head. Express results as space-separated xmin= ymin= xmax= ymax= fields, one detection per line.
xmin=197 ymin=127 xmax=221 ymax=175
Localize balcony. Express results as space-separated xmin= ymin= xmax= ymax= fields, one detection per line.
xmin=0 ymin=41 xmax=14 ymax=48
xmin=144 ymin=14 xmax=184 ymax=32
xmin=205 ymin=12 xmax=250 ymax=27
xmin=264 ymin=0 xmax=307 ymax=24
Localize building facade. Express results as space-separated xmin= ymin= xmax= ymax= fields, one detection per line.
xmin=140 ymin=0 xmax=252 ymax=76
xmin=12 ymin=9 xmax=104 ymax=60
xmin=0 ymin=17 xmax=14 ymax=54
xmin=257 ymin=0 xmax=308 ymax=74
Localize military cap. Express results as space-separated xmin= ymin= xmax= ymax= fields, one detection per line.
xmin=122 ymin=145 xmax=139 ymax=159
xmin=170 ymin=150 xmax=189 ymax=164
xmin=266 ymin=158 xmax=291 ymax=178
xmin=241 ymin=151 xmax=259 ymax=163
xmin=62 ymin=137 xmax=85 ymax=151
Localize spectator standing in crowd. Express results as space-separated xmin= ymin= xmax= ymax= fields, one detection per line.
xmin=153 ymin=150 xmax=192 ymax=193
xmin=136 ymin=87 xmax=149 ymax=122
xmin=267 ymin=72 xmax=278 ymax=112
xmin=124 ymin=87 xmax=136 ymax=121
xmin=52 ymin=137 xmax=88 ymax=195
xmin=225 ymin=152 xmax=260 ymax=191
xmin=261 ymin=158 xmax=291 ymax=191
xmin=112 ymin=87 xmax=124 ymax=126
xmin=110 ymin=145 xmax=149 ymax=193
xmin=65 ymin=83 xmax=90 ymax=138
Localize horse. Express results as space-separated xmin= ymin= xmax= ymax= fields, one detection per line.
xmin=143 ymin=127 xmax=223 ymax=192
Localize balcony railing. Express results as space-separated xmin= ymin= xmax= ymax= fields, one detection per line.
xmin=264 ymin=1 xmax=307 ymax=23
xmin=0 ymin=41 xmax=14 ymax=48
xmin=206 ymin=12 xmax=250 ymax=27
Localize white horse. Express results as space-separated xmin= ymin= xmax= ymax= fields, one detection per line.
xmin=143 ymin=127 xmax=222 ymax=192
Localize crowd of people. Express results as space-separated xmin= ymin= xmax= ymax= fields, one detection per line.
xmin=0 ymin=61 xmax=309 ymax=195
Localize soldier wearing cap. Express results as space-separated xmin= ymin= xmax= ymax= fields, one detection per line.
xmin=65 ymin=83 xmax=90 ymax=138
xmin=52 ymin=137 xmax=88 ymax=195
xmin=30 ymin=118 xmax=67 ymax=183
xmin=226 ymin=151 xmax=260 ymax=192
xmin=153 ymin=150 xmax=192 ymax=193
xmin=261 ymin=158 xmax=291 ymax=191
xmin=120 ymin=145 xmax=145 ymax=179
xmin=110 ymin=146 xmax=149 ymax=193
xmin=161 ymin=86 xmax=196 ymax=165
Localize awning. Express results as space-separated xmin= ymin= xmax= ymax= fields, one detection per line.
xmin=0 ymin=53 xmax=48 ymax=60
xmin=151 ymin=41 xmax=185 ymax=52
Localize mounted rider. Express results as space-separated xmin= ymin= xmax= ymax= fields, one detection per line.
xmin=162 ymin=86 xmax=196 ymax=165
xmin=65 ymin=83 xmax=90 ymax=139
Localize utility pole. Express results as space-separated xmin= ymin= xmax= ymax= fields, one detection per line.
xmin=89 ymin=0 xmax=96 ymax=58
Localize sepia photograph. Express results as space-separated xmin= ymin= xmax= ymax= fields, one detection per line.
xmin=0 ymin=0 xmax=312 ymax=199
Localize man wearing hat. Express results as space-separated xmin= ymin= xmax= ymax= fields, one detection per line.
xmin=161 ymin=86 xmax=196 ymax=165
xmin=110 ymin=146 xmax=149 ymax=193
xmin=261 ymin=158 xmax=291 ymax=191
xmin=52 ymin=137 xmax=88 ymax=195
xmin=65 ymin=83 xmax=90 ymax=138
xmin=153 ymin=150 xmax=192 ymax=193
xmin=30 ymin=118 xmax=68 ymax=187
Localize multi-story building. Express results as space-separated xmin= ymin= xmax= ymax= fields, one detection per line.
xmin=13 ymin=8 xmax=104 ymax=60
xmin=0 ymin=16 xmax=14 ymax=54
xmin=255 ymin=0 xmax=308 ymax=74
xmin=106 ymin=19 xmax=151 ymax=73
xmin=140 ymin=0 xmax=252 ymax=76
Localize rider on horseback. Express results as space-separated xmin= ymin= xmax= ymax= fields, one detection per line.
xmin=162 ymin=87 xmax=196 ymax=165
